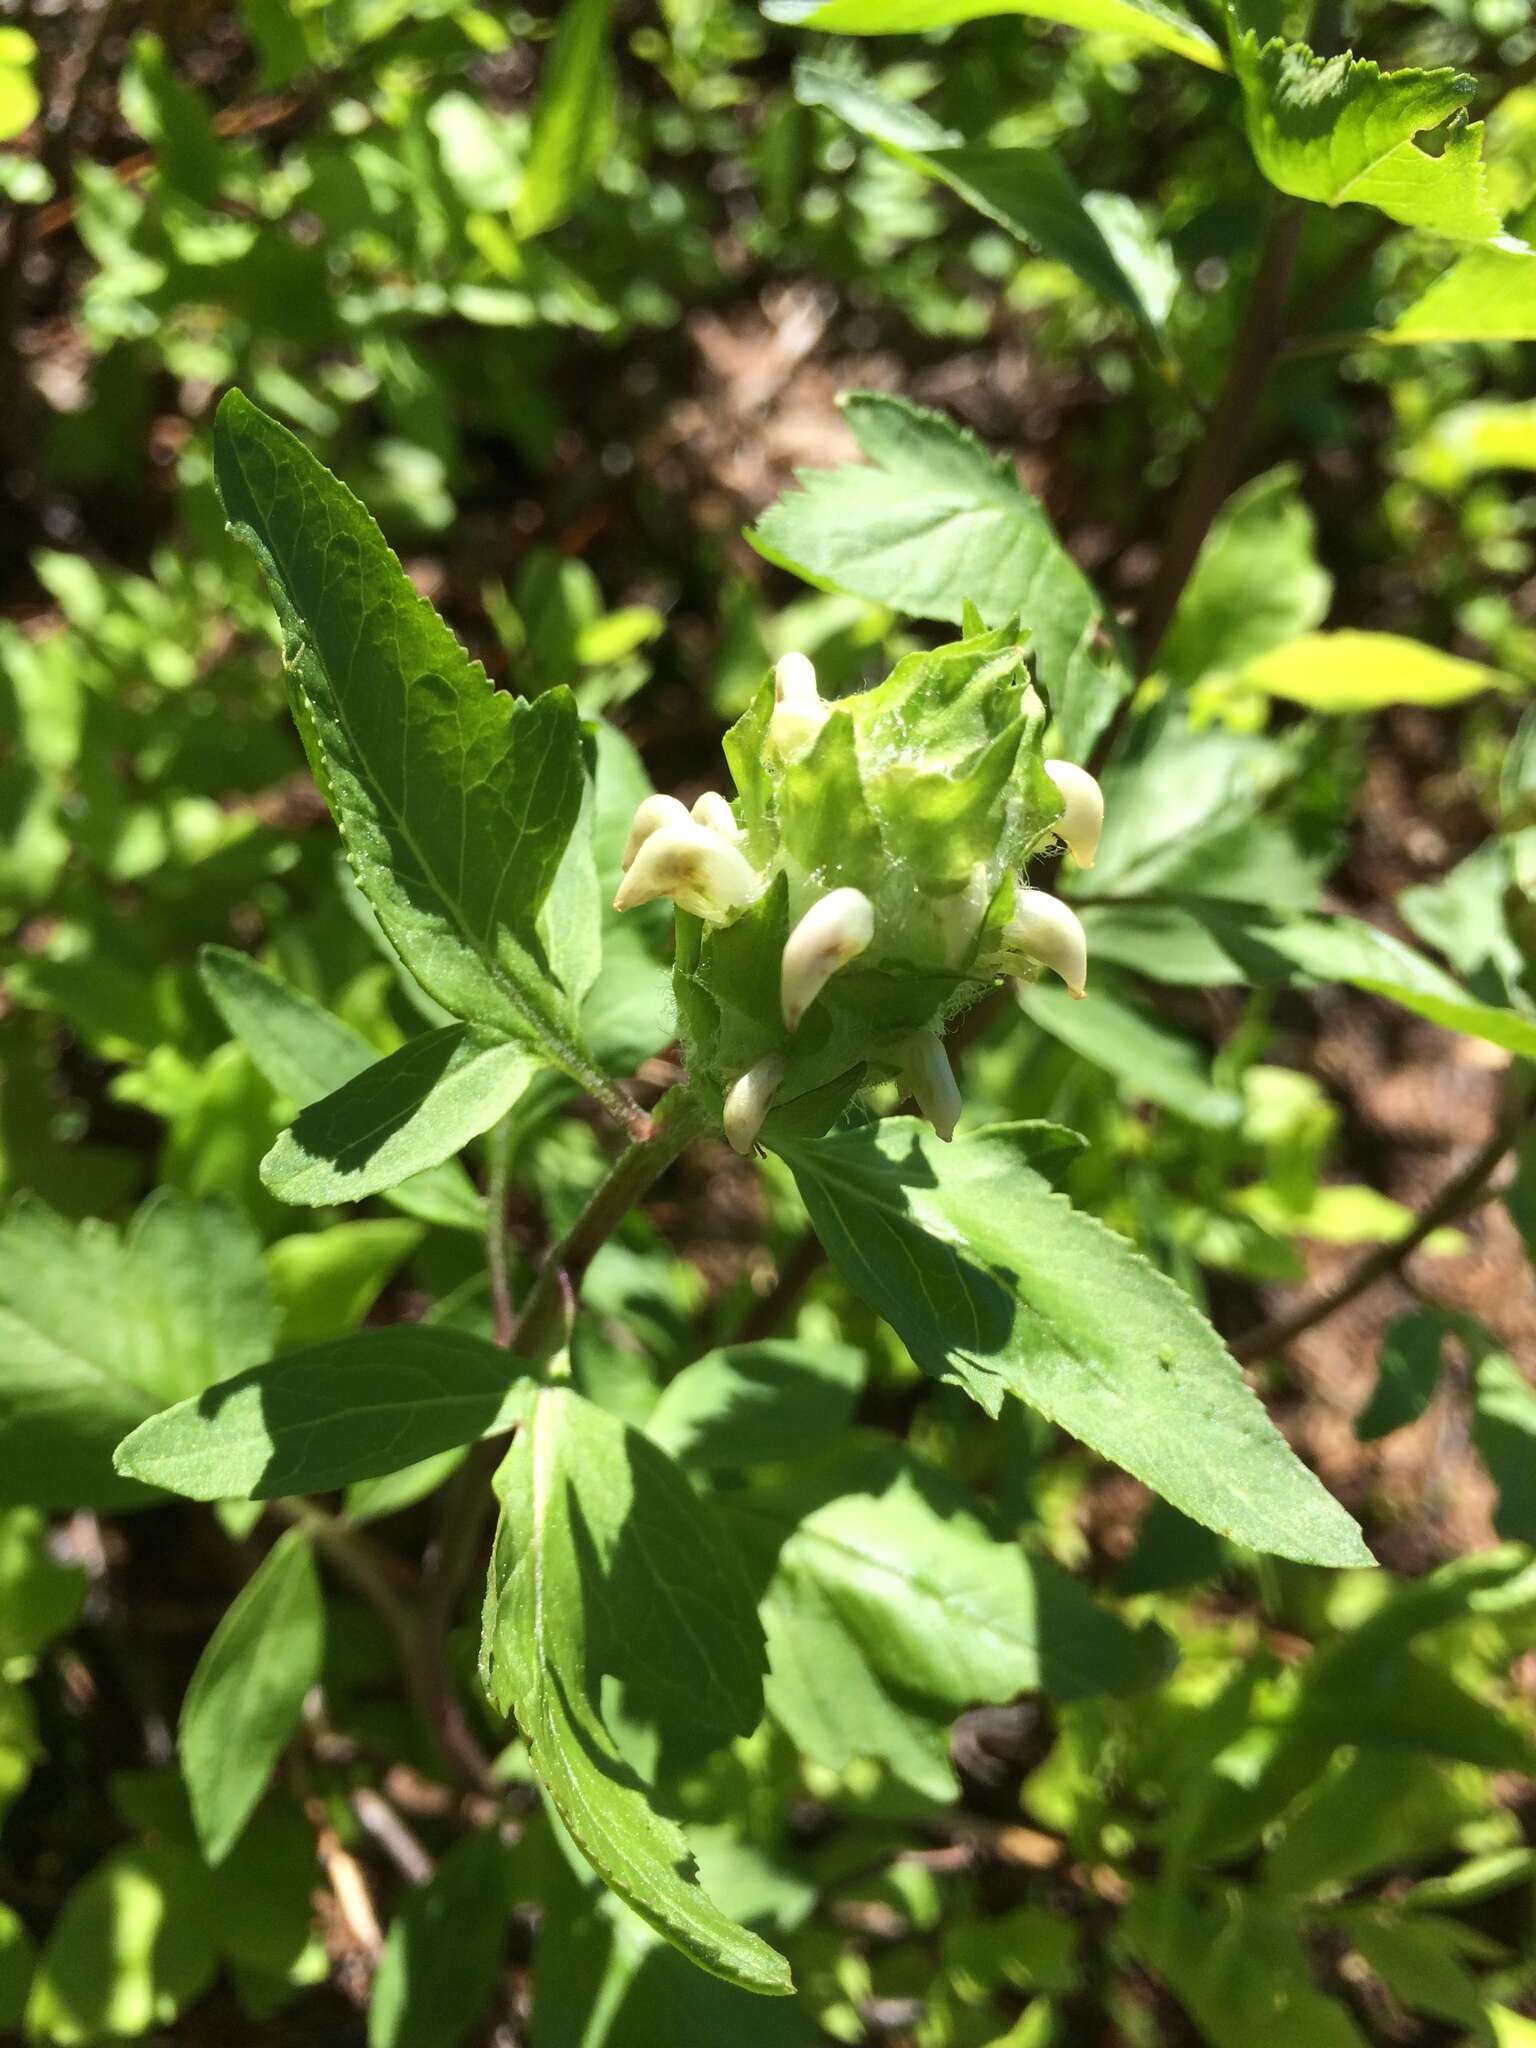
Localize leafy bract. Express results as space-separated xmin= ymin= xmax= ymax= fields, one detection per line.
xmin=778 ymin=1119 xmax=1371 ymax=1565
xmin=260 ymin=1024 xmax=540 ymax=1207
xmin=1383 ymin=244 xmax=1536 ymax=344
xmin=479 ymin=1388 xmax=790 ymax=1995
xmin=201 ymin=945 xmax=483 ymax=1231
xmin=794 ymin=59 xmax=1173 ymax=330
xmin=1237 ymin=631 xmax=1509 ymax=713
xmin=749 ymin=394 xmax=1132 ymax=758
xmin=213 ymin=393 xmax=611 ymax=1099
xmin=179 ymin=1529 xmax=324 ymax=1865
xmin=1228 ymin=31 xmax=1501 ymax=241
xmin=114 ymin=1327 xmax=531 ymax=1500
xmin=0 ymin=1193 xmax=275 ymax=1511
xmin=766 ymin=0 xmax=1224 ymax=72
xmin=727 ymin=1442 xmax=1164 ymax=1798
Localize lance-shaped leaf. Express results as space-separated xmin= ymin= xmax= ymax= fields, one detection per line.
xmin=777 ymin=1119 xmax=1371 ymax=1566
xmin=179 ymin=1529 xmax=324 ymax=1865
xmin=0 ymin=1193 xmax=275 ymax=1511
xmin=1228 ymin=29 xmax=1501 ymax=241
xmin=114 ymin=1327 xmax=532 ymax=1500
xmin=201 ymin=946 xmax=482 ymax=1231
xmin=515 ymin=0 xmax=615 ymax=237
xmin=725 ymin=1442 xmax=1166 ymax=1797
xmin=1236 ymin=631 xmax=1510 ymax=714
xmin=260 ymin=1023 xmax=539 ymax=1208
xmin=750 ymin=395 xmax=1131 ymax=758
xmin=795 ymin=58 xmax=1174 ymax=332
xmin=479 ymin=1388 xmax=790 ymax=1996
xmin=213 ymin=393 xmax=613 ymax=1104
xmin=765 ymin=0 xmax=1224 ymax=72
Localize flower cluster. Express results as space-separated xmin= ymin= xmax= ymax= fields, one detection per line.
xmin=614 ymin=627 xmax=1103 ymax=1154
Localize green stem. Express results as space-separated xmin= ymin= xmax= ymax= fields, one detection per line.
xmin=484 ymin=1113 xmax=516 ymax=1351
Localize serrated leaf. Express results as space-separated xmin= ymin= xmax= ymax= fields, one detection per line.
xmin=646 ymin=1340 xmax=865 ymax=1469
xmin=0 ymin=1193 xmax=275 ymax=1511
xmin=1228 ymin=29 xmax=1501 ymax=241
xmin=260 ymin=1023 xmax=539 ymax=1208
xmin=1382 ymin=242 xmax=1536 ymax=344
xmin=213 ymin=393 xmax=612 ymax=1100
xmin=749 ymin=394 xmax=1131 ymax=758
xmin=777 ymin=1119 xmax=1371 ymax=1565
xmin=113 ymin=1327 xmax=531 ymax=1501
xmin=794 ymin=58 xmax=1173 ymax=329
xmin=1237 ymin=630 xmax=1510 ymax=713
xmin=479 ymin=1388 xmax=790 ymax=1995
xmin=726 ymin=1442 xmax=1163 ymax=1797
xmin=765 ymin=0 xmax=1224 ymax=72
xmin=179 ymin=1530 xmax=324 ymax=1865
xmin=200 ymin=946 xmax=483 ymax=1232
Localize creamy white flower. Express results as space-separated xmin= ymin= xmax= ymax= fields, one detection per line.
xmin=781 ymin=886 xmax=875 ymax=1029
xmin=621 ymin=793 xmax=691 ymax=872
xmin=999 ymin=888 xmax=1088 ymax=999
xmin=901 ymin=1029 xmax=962 ymax=1142
xmin=613 ymin=823 xmax=759 ymax=922
xmin=723 ymin=1054 xmax=786 ymax=1156
xmin=1043 ymin=760 xmax=1103 ymax=869
xmin=773 ymin=651 xmax=819 ymax=704
xmin=691 ymin=789 xmax=743 ymax=842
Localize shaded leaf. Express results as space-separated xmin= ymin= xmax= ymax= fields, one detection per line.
xmin=645 ymin=1339 xmax=865 ymax=1469
xmin=369 ymin=1834 xmax=512 ymax=2048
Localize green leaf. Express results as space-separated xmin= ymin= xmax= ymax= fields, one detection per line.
xmin=266 ymin=1220 xmax=423 ymax=1348
xmin=260 ymin=1025 xmax=539 ymax=1208
xmin=201 ymin=945 xmax=484 ymax=1232
xmin=778 ymin=1119 xmax=1371 ymax=1565
xmin=0 ymin=29 xmax=39 ymax=144
xmin=0 ymin=1193 xmax=276 ymax=1511
xmin=1340 ymin=1913 xmax=1489 ymax=2034
xmin=794 ymin=59 xmax=1173 ymax=329
xmin=179 ymin=1529 xmax=324 ymax=1865
xmin=1473 ymin=1351 xmax=1536 ymax=1546
xmin=1020 ymin=976 xmax=1244 ymax=1129
xmin=645 ymin=1339 xmax=865 ymax=1469
xmin=1237 ymin=630 xmax=1510 ymax=713
xmin=1228 ymin=30 xmax=1501 ymax=241
xmin=0 ymin=1507 xmax=86 ymax=1661
xmin=369 ymin=1833 xmax=512 ymax=2048
xmin=1383 ymin=243 xmax=1536 ymax=344
xmin=213 ymin=393 xmax=611 ymax=1100
xmin=1356 ymin=1310 xmax=1454 ymax=1441
xmin=515 ymin=0 xmax=616 ymax=238
xmin=25 ymin=1844 xmax=219 ymax=2046
xmin=726 ymin=1442 xmax=1163 ymax=1797
xmin=765 ymin=0 xmax=1225 ymax=72
xmin=114 ymin=1327 xmax=531 ymax=1501
xmin=1158 ymin=467 xmax=1332 ymax=687
xmin=479 ymin=1387 xmax=790 ymax=1995
xmin=749 ymin=394 xmax=1132 ymax=757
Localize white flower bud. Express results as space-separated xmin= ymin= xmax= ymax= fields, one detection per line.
xmin=621 ymin=793 xmax=691 ymax=872
xmin=901 ymin=1030 xmax=962 ymax=1142
xmin=1043 ymin=760 xmax=1103 ymax=869
xmin=691 ymin=790 xmax=743 ymax=843
xmin=613 ymin=823 xmax=760 ymax=923
xmin=999 ymin=888 xmax=1088 ymax=999
xmin=1021 ymin=684 xmax=1046 ymax=723
xmin=773 ymin=651 xmax=819 ymax=705
xmin=781 ymin=886 xmax=875 ymax=1030
xmin=769 ymin=697 xmax=830 ymax=762
xmin=723 ymin=1054 xmax=785 ymax=1156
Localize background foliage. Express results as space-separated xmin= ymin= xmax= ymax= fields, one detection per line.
xmin=1 ymin=0 xmax=1536 ymax=2043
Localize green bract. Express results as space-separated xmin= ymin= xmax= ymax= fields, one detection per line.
xmin=621 ymin=625 xmax=1076 ymax=1148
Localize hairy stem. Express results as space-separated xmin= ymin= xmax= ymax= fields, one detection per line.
xmin=1129 ymin=200 xmax=1305 ymax=677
